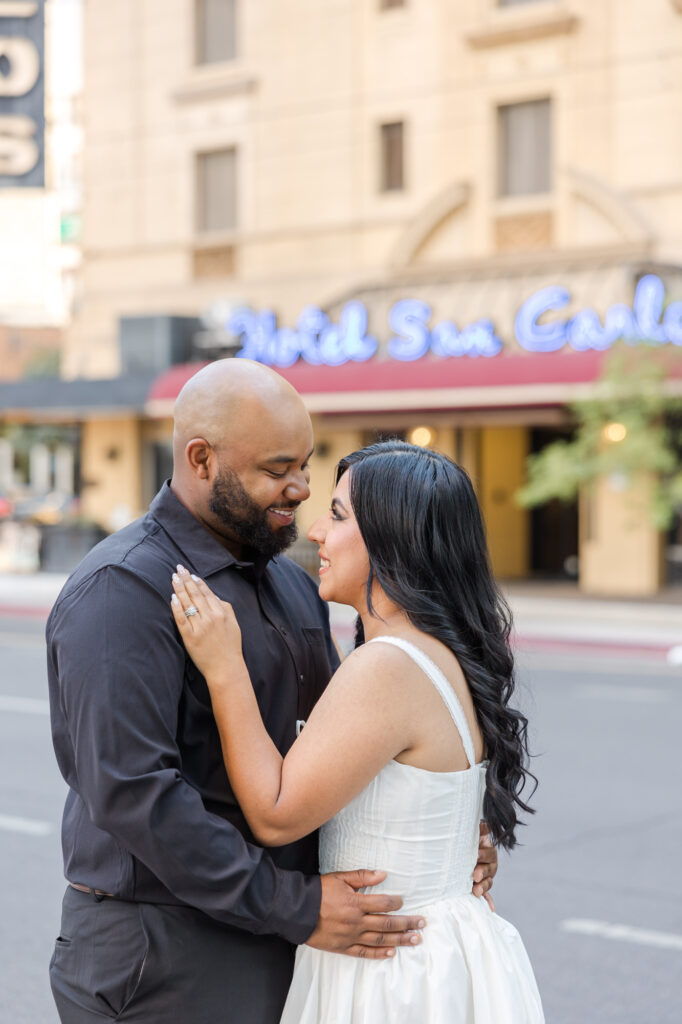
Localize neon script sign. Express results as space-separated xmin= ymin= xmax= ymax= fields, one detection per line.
xmin=515 ymin=274 xmax=682 ymax=352
xmin=228 ymin=274 xmax=682 ymax=367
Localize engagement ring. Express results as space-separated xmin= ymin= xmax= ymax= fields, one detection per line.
xmin=185 ymin=606 xmax=199 ymax=618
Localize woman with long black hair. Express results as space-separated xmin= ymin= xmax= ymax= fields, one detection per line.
xmin=171 ymin=440 xmax=543 ymax=1023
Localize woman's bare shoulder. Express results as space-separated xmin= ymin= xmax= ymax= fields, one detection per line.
xmin=321 ymin=634 xmax=417 ymax=692
xmin=304 ymin=637 xmax=421 ymax=751
xmin=338 ymin=637 xmax=418 ymax=670
xmin=327 ymin=637 xmax=427 ymax=696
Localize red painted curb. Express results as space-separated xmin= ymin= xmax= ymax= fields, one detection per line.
xmin=0 ymin=608 xmax=676 ymax=661
xmin=0 ymin=605 xmax=52 ymax=620
xmin=514 ymin=635 xmax=673 ymax=660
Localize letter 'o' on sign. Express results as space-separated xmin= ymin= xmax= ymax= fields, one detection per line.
xmin=0 ymin=35 xmax=39 ymax=97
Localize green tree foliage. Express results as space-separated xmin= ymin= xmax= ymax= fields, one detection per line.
xmin=517 ymin=345 xmax=682 ymax=529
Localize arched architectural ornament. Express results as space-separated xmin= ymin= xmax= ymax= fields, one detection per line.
xmin=563 ymin=166 xmax=657 ymax=247
xmin=390 ymin=181 xmax=471 ymax=269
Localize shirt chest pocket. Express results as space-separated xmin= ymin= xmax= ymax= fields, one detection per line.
xmin=301 ymin=626 xmax=326 ymax=648
xmin=299 ymin=626 xmax=332 ymax=717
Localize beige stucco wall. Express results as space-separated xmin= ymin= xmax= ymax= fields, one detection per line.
xmin=80 ymin=418 xmax=143 ymax=530
xmin=64 ymin=0 xmax=682 ymax=377
xmin=579 ymin=475 xmax=664 ymax=596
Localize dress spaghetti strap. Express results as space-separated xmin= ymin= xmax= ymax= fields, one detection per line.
xmin=366 ymin=635 xmax=478 ymax=768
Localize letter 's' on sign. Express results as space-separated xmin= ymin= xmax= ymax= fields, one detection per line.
xmin=0 ymin=0 xmax=44 ymax=187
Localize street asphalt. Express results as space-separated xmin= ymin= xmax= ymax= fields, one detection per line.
xmin=0 ymin=614 xmax=680 ymax=1023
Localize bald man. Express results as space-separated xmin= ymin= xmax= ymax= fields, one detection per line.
xmin=46 ymin=360 xmax=453 ymax=1024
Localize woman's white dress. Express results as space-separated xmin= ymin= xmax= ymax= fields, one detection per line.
xmin=279 ymin=636 xmax=544 ymax=1024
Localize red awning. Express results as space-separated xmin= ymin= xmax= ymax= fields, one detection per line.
xmin=147 ymin=362 xmax=211 ymax=402
xmin=145 ymin=350 xmax=610 ymax=416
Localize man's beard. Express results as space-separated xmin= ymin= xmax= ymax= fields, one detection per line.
xmin=209 ymin=465 xmax=298 ymax=558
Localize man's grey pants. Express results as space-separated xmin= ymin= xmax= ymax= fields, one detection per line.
xmin=49 ymin=886 xmax=295 ymax=1023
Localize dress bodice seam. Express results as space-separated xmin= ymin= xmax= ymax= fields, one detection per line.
xmin=388 ymin=757 xmax=488 ymax=778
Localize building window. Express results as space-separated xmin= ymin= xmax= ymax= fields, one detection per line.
xmin=196 ymin=0 xmax=236 ymax=65
xmin=498 ymin=99 xmax=551 ymax=196
xmin=380 ymin=122 xmax=405 ymax=192
xmin=196 ymin=148 xmax=237 ymax=233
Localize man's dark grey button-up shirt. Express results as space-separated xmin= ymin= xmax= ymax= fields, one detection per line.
xmin=46 ymin=482 xmax=339 ymax=946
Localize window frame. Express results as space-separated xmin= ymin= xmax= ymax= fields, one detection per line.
xmin=379 ymin=120 xmax=406 ymax=194
xmin=195 ymin=146 xmax=238 ymax=236
xmin=496 ymin=97 xmax=552 ymax=199
xmin=195 ymin=0 xmax=237 ymax=67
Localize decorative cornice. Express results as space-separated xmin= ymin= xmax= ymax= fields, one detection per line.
xmin=173 ymin=65 xmax=257 ymax=104
xmin=466 ymin=6 xmax=579 ymax=49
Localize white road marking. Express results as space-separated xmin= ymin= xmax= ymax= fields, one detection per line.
xmin=575 ymin=684 xmax=670 ymax=704
xmin=0 ymin=813 xmax=52 ymax=837
xmin=0 ymin=695 xmax=50 ymax=715
xmin=562 ymin=918 xmax=682 ymax=952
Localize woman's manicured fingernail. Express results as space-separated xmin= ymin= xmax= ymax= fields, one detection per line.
xmin=386 ymin=949 xmax=394 ymax=957
xmin=417 ymin=919 xmax=425 ymax=928
xmin=171 ymin=594 xmax=179 ymax=604
xmin=190 ymin=574 xmax=200 ymax=582
xmin=172 ymin=573 xmax=180 ymax=583
xmin=177 ymin=564 xmax=188 ymax=574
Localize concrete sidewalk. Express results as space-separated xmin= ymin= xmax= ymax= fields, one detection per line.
xmin=0 ymin=572 xmax=680 ymax=664
xmin=330 ymin=585 xmax=682 ymax=664
xmin=505 ymin=586 xmax=682 ymax=663
xmin=0 ymin=572 xmax=67 ymax=616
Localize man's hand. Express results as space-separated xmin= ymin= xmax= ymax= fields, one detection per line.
xmin=472 ymin=822 xmax=497 ymax=911
xmin=306 ymin=870 xmax=425 ymax=959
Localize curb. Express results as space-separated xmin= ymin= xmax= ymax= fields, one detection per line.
xmin=514 ymin=634 xmax=677 ymax=662
xmin=0 ymin=604 xmax=53 ymax=620
xmin=332 ymin=621 xmax=681 ymax=664
xmin=1 ymin=603 xmax=680 ymax=665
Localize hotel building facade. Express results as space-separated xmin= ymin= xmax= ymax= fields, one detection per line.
xmin=8 ymin=0 xmax=682 ymax=592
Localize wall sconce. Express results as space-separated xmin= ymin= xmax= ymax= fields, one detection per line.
xmin=407 ymin=425 xmax=436 ymax=448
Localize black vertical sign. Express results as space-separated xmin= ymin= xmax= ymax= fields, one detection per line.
xmin=0 ymin=0 xmax=45 ymax=187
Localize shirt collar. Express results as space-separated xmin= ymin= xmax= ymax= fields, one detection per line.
xmin=149 ymin=481 xmax=271 ymax=580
